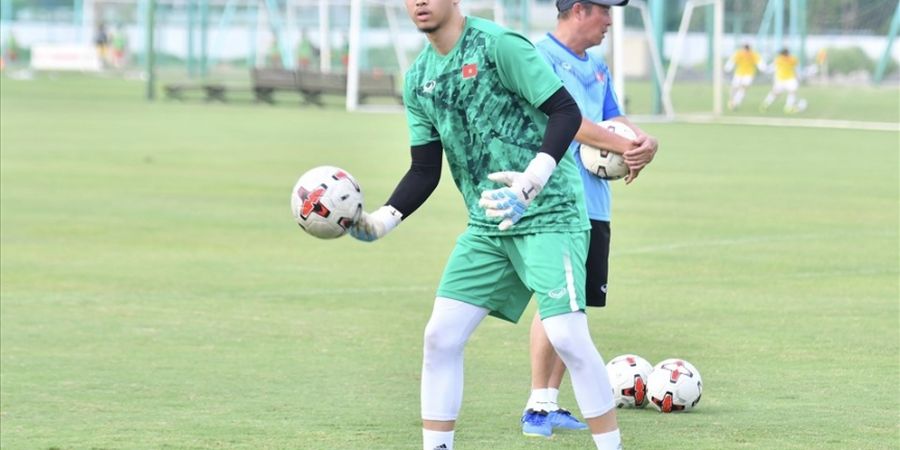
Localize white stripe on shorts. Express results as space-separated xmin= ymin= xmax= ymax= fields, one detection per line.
xmin=563 ymin=251 xmax=578 ymax=312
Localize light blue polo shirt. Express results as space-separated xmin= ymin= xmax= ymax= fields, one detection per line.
xmin=536 ymin=33 xmax=623 ymax=222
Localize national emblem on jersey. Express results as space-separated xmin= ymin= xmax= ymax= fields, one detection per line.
xmin=461 ymin=63 xmax=478 ymax=79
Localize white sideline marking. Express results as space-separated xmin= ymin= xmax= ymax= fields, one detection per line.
xmin=613 ymin=231 xmax=896 ymax=256
xmin=631 ymin=114 xmax=900 ymax=132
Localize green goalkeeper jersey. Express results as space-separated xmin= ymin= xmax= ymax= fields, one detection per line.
xmin=403 ymin=16 xmax=589 ymax=236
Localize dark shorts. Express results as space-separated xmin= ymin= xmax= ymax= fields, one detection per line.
xmin=586 ymin=220 xmax=610 ymax=307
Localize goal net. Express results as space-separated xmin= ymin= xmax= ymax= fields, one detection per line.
xmin=610 ymin=0 xmax=899 ymax=128
xmin=345 ymin=0 xmax=426 ymax=111
xmin=608 ymin=0 xmax=724 ymax=119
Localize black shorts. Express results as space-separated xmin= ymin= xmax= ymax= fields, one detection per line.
xmin=586 ymin=219 xmax=610 ymax=307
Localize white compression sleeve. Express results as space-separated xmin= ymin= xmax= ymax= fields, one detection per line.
xmin=421 ymin=297 xmax=489 ymax=421
xmin=542 ymin=312 xmax=615 ymax=418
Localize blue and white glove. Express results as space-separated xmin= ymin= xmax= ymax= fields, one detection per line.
xmin=479 ymin=171 xmax=542 ymax=231
xmin=478 ymin=153 xmax=556 ymax=231
xmin=349 ymin=205 xmax=402 ymax=242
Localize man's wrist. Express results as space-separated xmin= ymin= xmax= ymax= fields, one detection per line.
xmin=522 ymin=152 xmax=557 ymax=191
xmin=372 ymin=205 xmax=403 ymax=234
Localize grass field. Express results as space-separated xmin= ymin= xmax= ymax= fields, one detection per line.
xmin=1 ymin=76 xmax=898 ymax=450
xmin=627 ymin=80 xmax=900 ymax=122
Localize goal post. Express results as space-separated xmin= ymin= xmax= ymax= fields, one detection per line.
xmin=662 ymin=0 xmax=724 ymax=117
xmin=345 ymin=0 xmax=510 ymax=112
xmin=346 ymin=0 xmax=423 ymax=112
xmin=611 ymin=0 xmax=671 ymax=117
xmin=612 ymin=0 xmax=724 ymax=119
xmin=345 ymin=0 xmax=361 ymax=111
xmin=662 ymin=0 xmax=725 ymax=117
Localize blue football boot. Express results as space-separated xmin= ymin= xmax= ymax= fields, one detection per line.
xmin=521 ymin=409 xmax=553 ymax=438
xmin=548 ymin=408 xmax=588 ymax=430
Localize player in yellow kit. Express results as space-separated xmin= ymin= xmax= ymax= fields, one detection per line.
xmin=761 ymin=48 xmax=807 ymax=113
xmin=725 ymin=44 xmax=765 ymax=111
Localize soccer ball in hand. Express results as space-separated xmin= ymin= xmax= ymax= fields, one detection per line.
xmin=579 ymin=120 xmax=636 ymax=180
xmin=647 ymin=358 xmax=703 ymax=413
xmin=291 ymin=166 xmax=363 ymax=239
xmin=606 ymin=354 xmax=653 ymax=408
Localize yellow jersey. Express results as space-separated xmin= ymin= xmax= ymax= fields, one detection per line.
xmin=774 ymin=54 xmax=798 ymax=81
xmin=732 ymin=49 xmax=762 ymax=76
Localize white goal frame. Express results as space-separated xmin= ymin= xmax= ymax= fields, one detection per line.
xmin=611 ymin=0 xmax=669 ymax=116
xmin=612 ymin=0 xmax=724 ymax=119
xmin=346 ymin=0 xmax=421 ymax=112
xmin=663 ymin=0 xmax=725 ymax=117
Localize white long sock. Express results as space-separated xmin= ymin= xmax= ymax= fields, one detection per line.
xmin=785 ymin=92 xmax=797 ymax=111
xmin=593 ymin=429 xmax=622 ymax=450
xmin=423 ymin=429 xmax=454 ymax=450
xmin=733 ymin=89 xmax=746 ymax=106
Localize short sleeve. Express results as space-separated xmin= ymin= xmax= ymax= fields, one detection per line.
xmin=601 ymin=66 xmax=622 ymax=119
xmin=495 ymin=33 xmax=563 ymax=108
xmin=403 ymin=82 xmax=440 ymax=146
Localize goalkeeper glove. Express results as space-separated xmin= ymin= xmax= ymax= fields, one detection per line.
xmin=349 ymin=205 xmax=402 ymax=242
xmin=478 ymin=153 xmax=556 ymax=231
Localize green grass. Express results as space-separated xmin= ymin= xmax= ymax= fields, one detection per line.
xmin=1 ymin=75 xmax=898 ymax=449
xmin=624 ymin=80 xmax=900 ymax=123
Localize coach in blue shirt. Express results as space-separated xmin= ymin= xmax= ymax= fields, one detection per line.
xmin=519 ymin=0 xmax=660 ymax=442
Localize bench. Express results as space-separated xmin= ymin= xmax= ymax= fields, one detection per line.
xmin=296 ymin=70 xmax=347 ymax=106
xmin=359 ymin=72 xmax=403 ymax=105
xmin=163 ymin=83 xmax=208 ymax=101
xmin=203 ymin=83 xmax=255 ymax=102
xmin=163 ymin=82 xmax=249 ymax=102
xmin=294 ymin=70 xmax=402 ymax=106
xmin=164 ymin=68 xmax=401 ymax=106
xmin=252 ymin=68 xmax=299 ymax=104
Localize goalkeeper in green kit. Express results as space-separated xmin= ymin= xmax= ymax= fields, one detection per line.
xmin=349 ymin=0 xmax=622 ymax=448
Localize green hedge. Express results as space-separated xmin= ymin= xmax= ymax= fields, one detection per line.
xmin=824 ymin=46 xmax=898 ymax=76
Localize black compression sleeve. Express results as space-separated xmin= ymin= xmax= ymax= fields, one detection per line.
xmin=385 ymin=140 xmax=443 ymax=219
xmin=537 ymin=87 xmax=582 ymax=163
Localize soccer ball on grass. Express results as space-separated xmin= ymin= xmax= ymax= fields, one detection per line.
xmin=291 ymin=166 xmax=363 ymax=239
xmin=579 ymin=120 xmax=635 ymax=180
xmin=647 ymin=358 xmax=703 ymax=413
xmin=606 ymin=354 xmax=653 ymax=408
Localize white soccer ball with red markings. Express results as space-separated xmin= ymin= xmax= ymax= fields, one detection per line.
xmin=647 ymin=358 xmax=703 ymax=413
xmin=291 ymin=166 xmax=363 ymax=239
xmin=579 ymin=120 xmax=635 ymax=180
xmin=606 ymin=354 xmax=653 ymax=408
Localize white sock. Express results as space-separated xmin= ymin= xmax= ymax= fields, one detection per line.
xmin=593 ymin=429 xmax=622 ymax=450
xmin=423 ymin=429 xmax=454 ymax=450
xmin=733 ymin=89 xmax=745 ymax=106
xmin=785 ymin=93 xmax=797 ymax=111
xmin=525 ymin=388 xmax=550 ymax=411
xmin=547 ymin=388 xmax=560 ymax=411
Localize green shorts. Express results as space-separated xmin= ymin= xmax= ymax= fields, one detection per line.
xmin=436 ymin=227 xmax=588 ymax=323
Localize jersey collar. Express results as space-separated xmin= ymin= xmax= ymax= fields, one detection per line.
xmin=546 ymin=33 xmax=589 ymax=62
